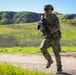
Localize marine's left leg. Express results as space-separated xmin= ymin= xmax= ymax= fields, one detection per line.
xmin=51 ymin=38 xmax=62 ymax=74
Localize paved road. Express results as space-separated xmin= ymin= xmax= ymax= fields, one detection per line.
xmin=0 ymin=52 xmax=76 ymax=75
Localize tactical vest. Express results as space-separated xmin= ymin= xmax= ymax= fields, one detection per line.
xmin=40 ymin=14 xmax=61 ymax=38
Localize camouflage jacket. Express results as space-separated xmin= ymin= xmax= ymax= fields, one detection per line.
xmin=41 ymin=14 xmax=61 ymax=38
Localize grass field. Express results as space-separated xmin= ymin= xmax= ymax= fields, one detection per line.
xmin=61 ymin=22 xmax=76 ymax=41
xmin=0 ymin=22 xmax=76 ymax=42
xmin=0 ymin=46 xmax=76 ymax=54
xmin=0 ymin=22 xmax=76 ymax=49
xmin=0 ymin=63 xmax=53 ymax=75
xmin=0 ymin=22 xmax=42 ymax=42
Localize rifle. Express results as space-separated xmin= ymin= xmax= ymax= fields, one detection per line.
xmin=36 ymin=14 xmax=51 ymax=34
xmin=36 ymin=14 xmax=45 ymax=30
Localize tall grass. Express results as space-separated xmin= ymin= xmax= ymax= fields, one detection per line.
xmin=0 ymin=63 xmax=53 ymax=75
xmin=61 ymin=22 xmax=76 ymax=40
xmin=0 ymin=22 xmax=42 ymax=42
xmin=0 ymin=22 xmax=76 ymax=46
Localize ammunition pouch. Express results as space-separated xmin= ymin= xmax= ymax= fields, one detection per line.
xmin=51 ymin=30 xmax=61 ymax=38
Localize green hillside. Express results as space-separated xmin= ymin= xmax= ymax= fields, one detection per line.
xmin=0 ymin=11 xmax=40 ymax=25
xmin=0 ymin=11 xmax=76 ymax=26
xmin=0 ymin=22 xmax=76 ymax=47
xmin=54 ymin=12 xmax=76 ymax=26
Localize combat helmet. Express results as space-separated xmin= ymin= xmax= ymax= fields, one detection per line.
xmin=44 ymin=4 xmax=54 ymax=11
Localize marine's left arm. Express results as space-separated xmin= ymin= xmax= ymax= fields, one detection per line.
xmin=51 ymin=15 xmax=60 ymax=33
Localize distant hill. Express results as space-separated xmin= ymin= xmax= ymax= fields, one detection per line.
xmin=0 ymin=11 xmax=40 ymax=25
xmin=53 ymin=12 xmax=76 ymax=26
xmin=0 ymin=11 xmax=76 ymax=25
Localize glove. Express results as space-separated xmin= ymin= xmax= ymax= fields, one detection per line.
xmin=36 ymin=21 xmax=42 ymax=30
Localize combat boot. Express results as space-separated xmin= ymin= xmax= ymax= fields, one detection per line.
xmin=46 ymin=59 xmax=53 ymax=68
xmin=56 ymin=66 xmax=62 ymax=74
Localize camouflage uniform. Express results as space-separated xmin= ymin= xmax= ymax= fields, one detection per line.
xmin=37 ymin=13 xmax=62 ymax=73
xmin=36 ymin=4 xmax=62 ymax=73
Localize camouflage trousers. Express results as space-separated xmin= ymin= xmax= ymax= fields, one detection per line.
xmin=40 ymin=37 xmax=62 ymax=70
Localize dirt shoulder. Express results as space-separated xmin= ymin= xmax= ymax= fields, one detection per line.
xmin=0 ymin=52 xmax=76 ymax=75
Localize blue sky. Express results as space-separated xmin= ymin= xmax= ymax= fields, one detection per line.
xmin=0 ymin=0 xmax=76 ymax=14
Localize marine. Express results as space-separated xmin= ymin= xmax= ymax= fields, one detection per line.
xmin=36 ymin=4 xmax=62 ymax=74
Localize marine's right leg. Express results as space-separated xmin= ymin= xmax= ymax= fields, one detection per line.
xmin=40 ymin=38 xmax=53 ymax=68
